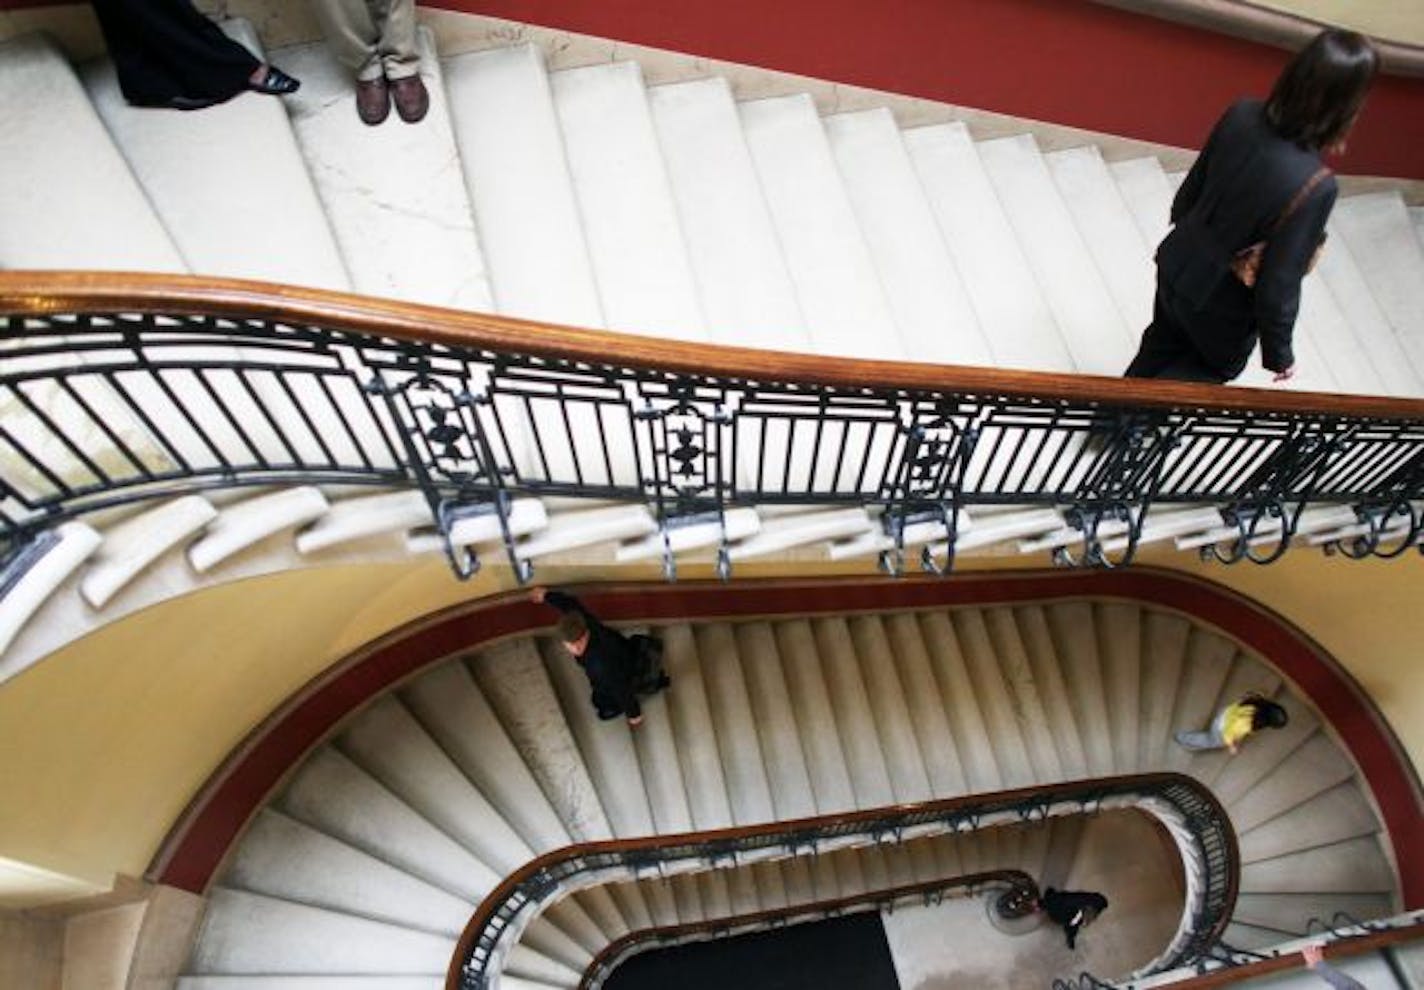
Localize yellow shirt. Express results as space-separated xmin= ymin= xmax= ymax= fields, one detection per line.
xmin=1221 ymin=702 xmax=1256 ymax=748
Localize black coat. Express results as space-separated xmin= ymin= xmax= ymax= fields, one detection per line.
xmin=545 ymin=591 xmax=643 ymax=720
xmin=90 ymin=0 xmax=260 ymax=105
xmin=1155 ymin=99 xmax=1337 ymax=377
xmin=1041 ymin=887 xmax=1109 ymax=949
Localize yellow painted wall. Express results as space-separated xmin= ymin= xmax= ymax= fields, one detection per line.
xmin=0 ymin=548 xmax=1420 ymax=900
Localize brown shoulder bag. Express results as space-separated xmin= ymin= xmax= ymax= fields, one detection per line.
xmin=1230 ymin=166 xmax=1331 ymax=288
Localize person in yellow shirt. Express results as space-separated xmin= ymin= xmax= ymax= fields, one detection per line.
xmin=1174 ymin=693 xmax=1289 ymax=754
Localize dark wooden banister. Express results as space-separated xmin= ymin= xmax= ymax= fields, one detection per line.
xmin=444 ymin=772 xmax=1238 ymax=990
xmin=6 ymin=270 xmax=1424 ymax=420
xmin=576 ymin=869 xmax=1038 ymax=990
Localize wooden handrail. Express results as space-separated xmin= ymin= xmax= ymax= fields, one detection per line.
xmin=1088 ymin=0 xmax=1424 ymax=77
xmin=443 ymin=772 xmax=1237 ymax=990
xmin=576 ymin=869 xmax=1037 ymax=990
xmin=5 ymin=270 xmax=1424 ymax=421
xmin=1149 ymin=918 xmax=1424 ymax=988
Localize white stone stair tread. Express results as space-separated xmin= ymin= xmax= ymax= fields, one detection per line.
xmin=516 ymin=504 xmax=657 ymax=560
xmin=1330 ymin=191 xmax=1424 ymax=382
xmin=695 ymin=623 xmax=775 ymax=824
xmin=660 ymin=625 xmax=735 ymax=829
xmin=773 ymin=619 xmax=857 ymax=812
xmin=1237 ymin=782 xmax=1381 ymax=863
xmin=1096 ymin=506 xmax=1225 ymax=554
xmin=225 ymin=810 xmax=471 ymax=935
xmin=79 ymin=495 xmax=217 ymax=608
xmin=552 ymin=61 xmax=706 ymax=341
xmin=848 ymin=616 xmax=934 ymax=803
xmin=189 ymin=889 xmax=453 ymax=973
xmin=939 ymin=508 xmax=1062 ymax=553
xmin=1233 ymin=275 xmax=1339 ymax=394
xmin=1239 ymin=836 xmax=1394 ymax=893
xmin=276 ymin=748 xmax=499 ymax=903
xmin=1289 ymin=272 xmax=1382 ymax=395
xmin=977 ymin=134 xmax=1133 ymax=374
xmin=1412 ymin=205 xmax=1424 ymax=246
xmin=189 ymin=486 xmax=329 ymax=572
xmin=628 ymin=670 xmax=694 ymax=834
xmin=295 ymin=490 xmax=430 ymax=553
xmin=279 ymin=29 xmax=491 ymax=310
xmin=1232 ymin=892 xmax=1396 ymax=938
xmin=500 ymin=977 xmax=573 ymax=990
xmin=1315 ymin=224 xmax=1424 ymax=397
xmin=648 ymin=77 xmax=810 ymax=351
xmin=614 ymin=507 xmax=759 ymax=562
xmin=0 ymin=33 xmax=182 ymax=271
xmin=1046 ymin=145 xmax=1155 ymax=332
xmin=905 ymin=123 xmax=1071 ymax=371
xmin=1097 ymin=603 xmax=1141 ymax=773
xmin=739 ymin=94 xmax=904 ymax=360
xmin=813 ymin=617 xmax=896 ymax=808
xmin=443 ymin=43 xmax=602 ymax=326
xmin=727 ymin=507 xmax=872 ymax=560
xmin=83 ymin=21 xmax=347 ymax=290
xmin=504 ymin=944 xmax=582 ymax=986
xmin=827 ymin=513 xmax=975 ymax=562
xmin=1110 ymin=156 xmax=1174 ymax=253
xmin=881 ymin=613 xmax=970 ymax=796
xmin=825 ymin=108 xmax=992 ymax=367
xmin=0 ymin=522 xmax=102 ymax=659
xmin=733 ymin=622 xmax=818 ymax=820
xmin=916 ymin=611 xmax=1004 ymax=793
xmin=339 ymin=696 xmax=532 ymax=877
xmin=441 ymin=497 xmax=547 ymax=548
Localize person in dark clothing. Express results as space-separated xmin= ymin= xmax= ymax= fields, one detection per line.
xmin=1040 ymin=888 xmax=1108 ymax=950
xmin=1125 ymin=29 xmax=1378 ymax=384
xmin=1301 ymin=943 xmax=1366 ymax=990
xmin=531 ymin=587 xmax=669 ymax=727
xmin=90 ymin=0 xmax=299 ymax=110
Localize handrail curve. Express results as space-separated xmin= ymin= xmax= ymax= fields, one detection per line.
xmin=445 ymin=772 xmax=1238 ymax=990
xmin=578 ymin=869 xmax=1039 ymax=990
xmin=5 ymin=271 xmax=1423 ymax=580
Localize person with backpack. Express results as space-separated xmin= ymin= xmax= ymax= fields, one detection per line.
xmin=1174 ymin=692 xmax=1290 ymax=754
xmin=530 ymin=587 xmax=669 ymax=728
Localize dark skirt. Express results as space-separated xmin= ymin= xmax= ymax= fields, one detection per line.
xmin=90 ymin=0 xmax=260 ymax=106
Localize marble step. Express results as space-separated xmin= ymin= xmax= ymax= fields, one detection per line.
xmin=79 ymin=495 xmax=216 ymax=608
xmin=739 ymin=94 xmax=904 ymax=360
xmin=188 ymin=888 xmax=454 ymax=974
xmin=977 ymin=133 xmax=1134 ymax=375
xmin=825 ymin=108 xmax=992 ymax=366
xmin=1331 ymin=191 xmax=1424 ymax=385
xmin=1043 ymin=602 xmax=1115 ymax=777
xmin=0 ymin=522 xmax=102 ymax=658
xmin=648 ymin=77 xmax=809 ymax=352
xmin=551 ymin=61 xmax=706 ymax=341
xmin=83 ymin=20 xmax=348 ymax=290
xmin=1237 ymin=781 xmax=1382 ymax=864
xmin=1045 ymin=144 xmax=1154 ymax=333
xmin=1239 ymin=836 xmax=1396 ymax=894
xmin=695 ymin=623 xmax=777 ymax=825
xmin=881 ymin=612 xmax=970 ymax=797
xmin=443 ymin=43 xmax=602 ymax=327
xmin=916 ymin=611 xmax=1005 ymax=793
xmin=1316 ymin=222 xmax=1424 ymax=397
xmin=1108 ymin=156 xmax=1173 ymax=258
xmin=1010 ymin=605 xmax=1090 ymax=781
xmin=733 ymin=622 xmax=819 ymax=820
xmin=0 ymin=32 xmax=182 ymax=271
xmin=1138 ymin=611 xmax=1192 ymax=769
xmin=188 ymin=486 xmax=329 ymax=573
xmin=280 ymin=29 xmax=492 ymax=309
xmin=847 ymin=615 xmax=935 ymax=804
xmin=1096 ymin=602 xmax=1143 ymax=774
xmin=813 ymin=616 xmax=896 ymax=808
xmin=905 ymin=122 xmax=1071 ymax=371
xmin=660 ymin=624 xmax=735 ymax=830
xmin=948 ymin=610 xmax=1038 ymax=788
xmin=773 ymin=618 xmax=857 ymax=813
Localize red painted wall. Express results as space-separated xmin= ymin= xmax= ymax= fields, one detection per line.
xmin=426 ymin=0 xmax=1424 ymax=179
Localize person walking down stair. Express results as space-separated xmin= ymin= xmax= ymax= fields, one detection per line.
xmin=1301 ymin=944 xmax=1366 ymax=990
xmin=1039 ymin=888 xmax=1108 ymax=950
xmin=309 ymin=0 xmax=428 ymax=125
xmin=1174 ymin=692 xmax=1289 ymax=755
xmin=531 ymin=587 xmax=670 ymax=728
xmin=89 ymin=0 xmax=299 ymax=110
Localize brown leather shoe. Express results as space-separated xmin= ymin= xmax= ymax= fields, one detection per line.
xmin=355 ymin=76 xmax=390 ymax=126
xmin=390 ymin=73 xmax=429 ymax=124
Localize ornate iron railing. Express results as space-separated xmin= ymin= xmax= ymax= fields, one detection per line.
xmin=579 ymin=868 xmax=1038 ymax=989
xmin=446 ymin=772 xmax=1238 ymax=990
xmin=5 ymin=273 xmax=1423 ymax=581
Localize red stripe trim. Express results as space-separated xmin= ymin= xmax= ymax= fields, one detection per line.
xmin=150 ymin=568 xmax=1423 ymax=907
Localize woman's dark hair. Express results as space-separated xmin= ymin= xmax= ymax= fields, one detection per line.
xmin=1244 ymin=695 xmax=1290 ymax=731
xmin=1265 ymin=29 xmax=1379 ymax=150
xmin=557 ymin=610 xmax=588 ymax=644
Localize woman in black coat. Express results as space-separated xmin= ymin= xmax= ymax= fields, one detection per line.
xmin=1125 ymin=30 xmax=1378 ymax=384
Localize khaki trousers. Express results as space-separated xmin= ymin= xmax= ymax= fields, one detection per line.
xmin=309 ymin=0 xmax=420 ymax=81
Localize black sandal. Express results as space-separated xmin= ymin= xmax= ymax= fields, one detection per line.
xmin=248 ymin=65 xmax=300 ymax=96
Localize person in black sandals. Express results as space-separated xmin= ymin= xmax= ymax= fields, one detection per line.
xmin=90 ymin=0 xmax=299 ymax=110
xmin=309 ymin=0 xmax=428 ymax=125
xmin=1125 ymin=29 xmax=1377 ymax=384
xmin=530 ymin=587 xmax=670 ymax=728
xmin=1040 ymin=888 xmax=1108 ymax=950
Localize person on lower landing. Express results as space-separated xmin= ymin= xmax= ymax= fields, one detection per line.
xmin=90 ymin=0 xmax=299 ymax=110
xmin=309 ymin=0 xmax=428 ymax=125
xmin=530 ymin=587 xmax=670 ymax=728
xmin=1124 ymin=29 xmax=1377 ymax=385
xmin=1174 ymin=693 xmax=1289 ymax=755
xmin=1040 ymin=888 xmax=1108 ymax=950
xmin=1302 ymin=943 xmax=1366 ymax=990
